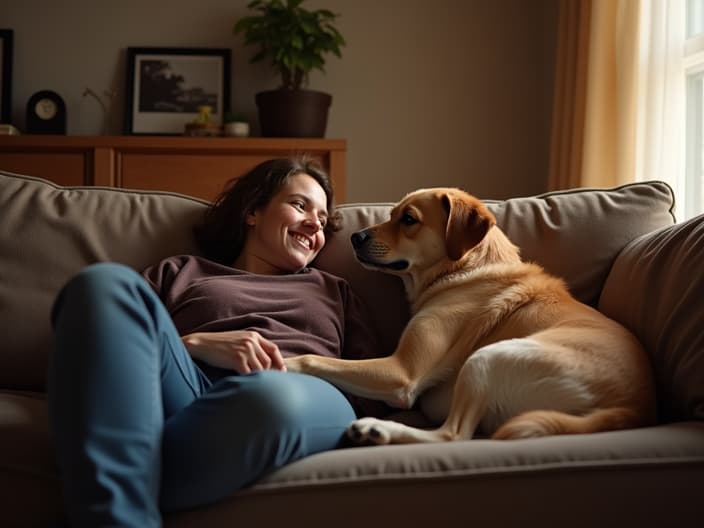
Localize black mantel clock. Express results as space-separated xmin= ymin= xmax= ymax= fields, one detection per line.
xmin=26 ymin=90 xmax=67 ymax=134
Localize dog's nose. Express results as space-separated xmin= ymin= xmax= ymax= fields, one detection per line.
xmin=350 ymin=230 xmax=370 ymax=249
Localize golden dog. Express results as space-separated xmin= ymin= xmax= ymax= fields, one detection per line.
xmin=286 ymin=188 xmax=656 ymax=443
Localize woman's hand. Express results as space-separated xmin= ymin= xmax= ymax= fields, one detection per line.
xmin=181 ymin=330 xmax=286 ymax=374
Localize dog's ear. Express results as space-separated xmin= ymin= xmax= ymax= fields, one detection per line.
xmin=442 ymin=193 xmax=496 ymax=260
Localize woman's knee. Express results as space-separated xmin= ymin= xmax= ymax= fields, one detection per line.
xmin=58 ymin=262 xmax=139 ymax=298
xmin=52 ymin=263 xmax=147 ymax=322
xmin=213 ymin=371 xmax=355 ymax=430
xmin=50 ymin=262 xmax=169 ymax=372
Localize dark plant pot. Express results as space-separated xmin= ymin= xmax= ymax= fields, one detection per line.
xmin=255 ymin=89 xmax=332 ymax=138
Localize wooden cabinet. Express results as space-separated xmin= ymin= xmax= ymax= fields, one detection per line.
xmin=0 ymin=136 xmax=347 ymax=202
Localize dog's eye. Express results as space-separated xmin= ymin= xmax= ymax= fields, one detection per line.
xmin=400 ymin=214 xmax=418 ymax=226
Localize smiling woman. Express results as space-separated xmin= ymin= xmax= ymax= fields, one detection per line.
xmin=194 ymin=156 xmax=341 ymax=266
xmin=46 ymin=156 xmax=383 ymax=526
xmin=235 ymin=173 xmax=329 ymax=274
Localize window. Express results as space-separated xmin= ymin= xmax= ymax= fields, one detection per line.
xmin=685 ymin=0 xmax=704 ymax=219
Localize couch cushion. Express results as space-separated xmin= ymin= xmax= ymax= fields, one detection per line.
xmin=599 ymin=213 xmax=704 ymax=422
xmin=484 ymin=180 xmax=675 ymax=306
xmin=165 ymin=422 xmax=704 ymax=527
xmin=0 ymin=391 xmax=64 ymax=526
xmin=0 ymin=171 xmax=207 ymax=391
xmin=3 ymin=389 xmax=703 ymax=526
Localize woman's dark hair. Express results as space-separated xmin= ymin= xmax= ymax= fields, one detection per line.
xmin=194 ymin=156 xmax=342 ymax=265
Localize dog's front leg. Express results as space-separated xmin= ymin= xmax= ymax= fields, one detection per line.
xmin=287 ymin=317 xmax=455 ymax=408
xmin=286 ymin=355 xmax=416 ymax=408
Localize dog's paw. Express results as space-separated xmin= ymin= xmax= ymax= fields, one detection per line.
xmin=347 ymin=417 xmax=394 ymax=445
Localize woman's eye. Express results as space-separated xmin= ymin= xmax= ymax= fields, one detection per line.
xmin=292 ymin=201 xmax=305 ymax=211
xmin=401 ymin=214 xmax=417 ymax=226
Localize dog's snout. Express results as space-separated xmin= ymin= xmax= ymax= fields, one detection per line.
xmin=351 ymin=230 xmax=371 ymax=249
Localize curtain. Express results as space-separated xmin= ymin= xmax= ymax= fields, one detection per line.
xmin=548 ymin=0 xmax=592 ymax=190
xmin=549 ymin=0 xmax=686 ymax=216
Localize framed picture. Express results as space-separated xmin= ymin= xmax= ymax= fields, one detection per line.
xmin=124 ymin=47 xmax=231 ymax=135
xmin=0 ymin=29 xmax=13 ymax=124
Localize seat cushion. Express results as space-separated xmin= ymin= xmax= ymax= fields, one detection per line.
xmin=165 ymin=422 xmax=704 ymax=527
xmin=0 ymin=392 xmax=64 ymax=526
xmin=599 ymin=213 xmax=704 ymax=422
xmin=3 ymin=389 xmax=703 ymax=527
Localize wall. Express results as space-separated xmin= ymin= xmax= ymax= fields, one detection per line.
xmin=1 ymin=0 xmax=558 ymax=203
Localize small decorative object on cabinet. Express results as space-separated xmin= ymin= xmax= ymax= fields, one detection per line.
xmin=0 ymin=124 xmax=20 ymax=135
xmin=184 ymin=105 xmax=221 ymax=137
xmin=223 ymin=111 xmax=250 ymax=137
xmin=82 ymin=87 xmax=116 ymax=135
xmin=234 ymin=0 xmax=345 ymax=138
xmin=26 ymin=90 xmax=66 ymax=134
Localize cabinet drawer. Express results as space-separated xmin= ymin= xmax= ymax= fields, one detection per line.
xmin=0 ymin=152 xmax=87 ymax=186
xmin=119 ymin=153 xmax=268 ymax=201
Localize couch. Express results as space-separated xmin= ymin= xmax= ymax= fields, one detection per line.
xmin=1 ymin=169 xmax=703 ymax=527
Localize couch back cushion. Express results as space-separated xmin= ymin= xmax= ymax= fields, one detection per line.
xmin=0 ymin=171 xmax=675 ymax=392
xmin=599 ymin=214 xmax=704 ymax=422
xmin=0 ymin=171 xmax=207 ymax=390
xmin=484 ymin=181 xmax=675 ymax=306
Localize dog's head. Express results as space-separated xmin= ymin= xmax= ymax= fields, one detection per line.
xmin=351 ymin=188 xmax=496 ymax=277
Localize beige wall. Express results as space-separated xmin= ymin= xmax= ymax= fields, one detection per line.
xmin=1 ymin=0 xmax=558 ymax=203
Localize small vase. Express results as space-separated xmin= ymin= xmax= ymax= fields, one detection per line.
xmin=224 ymin=121 xmax=250 ymax=137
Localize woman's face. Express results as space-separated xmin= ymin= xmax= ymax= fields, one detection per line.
xmin=236 ymin=173 xmax=329 ymax=274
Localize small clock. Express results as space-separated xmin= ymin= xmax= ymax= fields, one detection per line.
xmin=26 ymin=90 xmax=67 ymax=134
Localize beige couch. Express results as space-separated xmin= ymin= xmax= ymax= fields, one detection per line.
xmin=1 ymin=169 xmax=703 ymax=527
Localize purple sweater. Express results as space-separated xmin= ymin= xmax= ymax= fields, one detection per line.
xmin=142 ymin=254 xmax=380 ymax=368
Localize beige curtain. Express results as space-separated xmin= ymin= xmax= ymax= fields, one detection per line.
xmin=549 ymin=0 xmax=641 ymax=190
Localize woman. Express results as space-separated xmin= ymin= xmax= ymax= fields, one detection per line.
xmin=48 ymin=157 xmax=380 ymax=527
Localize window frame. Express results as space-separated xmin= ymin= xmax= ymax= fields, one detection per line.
xmin=684 ymin=0 xmax=704 ymax=219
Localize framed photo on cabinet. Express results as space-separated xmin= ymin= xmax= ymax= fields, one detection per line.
xmin=124 ymin=47 xmax=231 ymax=135
xmin=0 ymin=29 xmax=14 ymax=124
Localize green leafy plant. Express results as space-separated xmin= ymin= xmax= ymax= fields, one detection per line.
xmin=234 ymin=0 xmax=345 ymax=90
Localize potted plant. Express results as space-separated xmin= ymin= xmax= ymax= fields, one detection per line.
xmin=234 ymin=0 xmax=345 ymax=138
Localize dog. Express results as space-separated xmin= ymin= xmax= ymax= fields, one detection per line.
xmin=285 ymin=187 xmax=656 ymax=443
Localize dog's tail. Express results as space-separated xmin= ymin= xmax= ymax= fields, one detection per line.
xmin=491 ymin=407 xmax=644 ymax=440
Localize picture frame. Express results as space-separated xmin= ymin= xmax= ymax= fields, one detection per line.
xmin=124 ymin=47 xmax=231 ymax=135
xmin=0 ymin=29 xmax=14 ymax=124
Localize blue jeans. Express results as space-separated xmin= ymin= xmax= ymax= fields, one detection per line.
xmin=47 ymin=263 xmax=356 ymax=527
